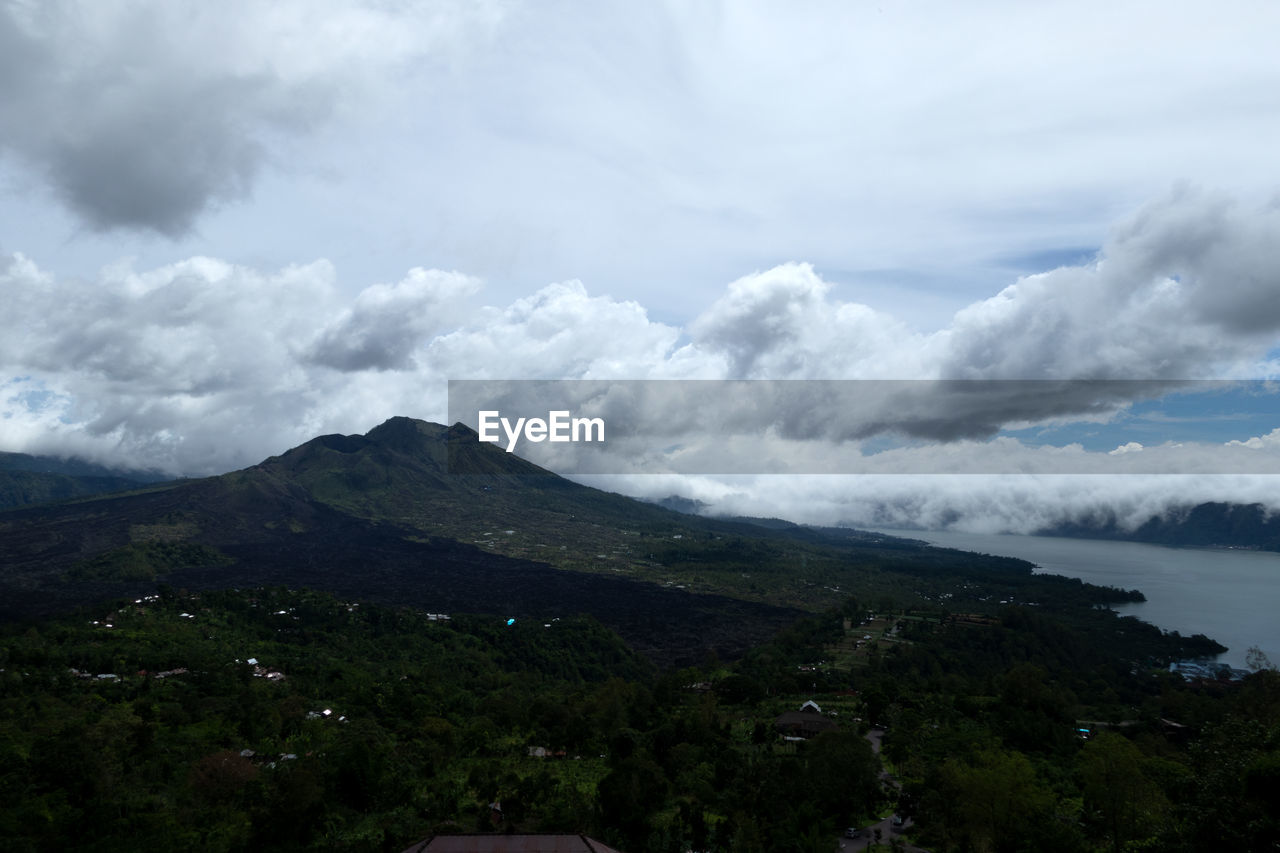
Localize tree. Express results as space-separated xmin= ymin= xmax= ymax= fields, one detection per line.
xmin=805 ymin=729 xmax=880 ymax=824
xmin=1246 ymin=645 xmax=1277 ymax=672
xmin=930 ymin=749 xmax=1057 ymax=853
xmin=1078 ymin=732 xmax=1168 ymax=853
xmin=596 ymin=756 xmax=668 ymax=848
xmin=190 ymin=750 xmax=258 ymax=803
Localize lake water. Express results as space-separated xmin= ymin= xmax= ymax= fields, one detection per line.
xmin=872 ymin=529 xmax=1280 ymax=669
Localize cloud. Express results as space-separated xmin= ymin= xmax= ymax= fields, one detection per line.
xmin=449 ymin=379 xmax=1236 ymax=473
xmin=0 ymin=0 xmax=503 ymax=235
xmin=588 ymin=470 xmax=1280 ymax=536
xmin=0 ymin=255 xmax=691 ymax=473
xmin=688 ymin=262 xmax=924 ymax=378
xmin=677 ymin=194 xmax=1253 ymax=388
xmin=474 ymin=396 xmax=1280 ymax=478
xmin=425 ymin=280 xmax=689 ymax=380
xmin=1109 ymin=441 xmax=1144 ymax=455
xmin=5 ymin=0 xmax=1280 ymax=332
xmin=938 ymin=188 xmax=1280 ymax=380
xmin=680 ymin=190 xmax=1280 ymax=389
xmin=308 ymin=269 xmax=481 ymax=371
xmin=1108 ymin=188 xmax=1280 ymax=334
xmin=0 ymin=252 xmax=349 ymax=471
xmin=3 ymin=189 xmax=1280 ymax=518
xmin=1226 ymin=427 xmax=1280 ymax=451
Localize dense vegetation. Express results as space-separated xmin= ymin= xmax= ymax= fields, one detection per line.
xmin=1 ymin=420 xmax=1272 ymax=851
xmin=870 ymin=610 xmax=1280 ymax=852
xmin=0 ymin=450 xmax=162 ymax=510
xmin=2 ymin=585 xmax=1274 ymax=852
xmin=724 ymin=599 xmax=1278 ymax=852
xmin=1 ymin=588 xmax=647 ymax=850
xmin=0 ymin=587 xmax=877 ymax=851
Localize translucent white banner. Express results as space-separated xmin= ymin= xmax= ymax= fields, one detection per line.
xmin=446 ymin=379 xmax=1280 ymax=475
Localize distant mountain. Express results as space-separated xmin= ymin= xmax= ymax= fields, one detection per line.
xmin=0 ymin=417 xmax=1158 ymax=665
xmin=648 ymin=494 xmax=709 ymax=515
xmin=1039 ymin=501 xmax=1280 ymax=551
xmin=0 ymin=451 xmax=169 ymax=509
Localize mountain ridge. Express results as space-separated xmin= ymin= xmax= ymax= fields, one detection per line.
xmin=1037 ymin=501 xmax=1280 ymax=551
xmin=0 ymin=450 xmax=170 ymax=510
xmin=1 ymin=416 xmax=1186 ymax=664
xmin=0 ymin=418 xmax=812 ymax=664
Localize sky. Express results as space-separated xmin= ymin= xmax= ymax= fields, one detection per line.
xmin=4 ymin=0 xmax=1280 ymax=532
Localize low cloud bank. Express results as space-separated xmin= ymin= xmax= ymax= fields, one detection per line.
xmin=3 ymin=189 xmax=1280 ymax=527
xmin=583 ymin=473 xmax=1280 ymax=536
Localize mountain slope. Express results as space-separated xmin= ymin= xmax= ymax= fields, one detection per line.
xmin=244 ymin=418 xmax=1048 ymax=609
xmin=0 ymin=420 xmax=811 ymax=664
xmin=0 ymin=450 xmax=167 ymax=509
xmin=1039 ymin=501 xmax=1280 ymax=551
xmin=252 ymin=417 xmax=706 ymax=538
xmin=0 ymin=417 xmax=1162 ymax=664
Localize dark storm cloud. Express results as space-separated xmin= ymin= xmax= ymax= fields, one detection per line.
xmin=726 ymin=380 xmax=1185 ymax=445
xmin=1105 ymin=188 xmax=1280 ymax=335
xmin=38 ymin=77 xmax=277 ymax=236
xmin=449 ymin=378 xmax=1249 ymax=476
xmin=0 ymin=2 xmax=395 ymax=235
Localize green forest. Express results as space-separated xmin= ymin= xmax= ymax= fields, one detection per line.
xmin=2 ymin=585 xmax=1276 ymax=852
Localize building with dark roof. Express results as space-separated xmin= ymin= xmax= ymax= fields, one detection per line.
xmin=774 ymin=700 xmax=838 ymax=738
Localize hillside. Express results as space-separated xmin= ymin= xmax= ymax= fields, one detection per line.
xmin=0 ymin=450 xmax=166 ymax=509
xmin=0 ymin=417 xmax=1194 ymax=666
xmin=1040 ymin=501 xmax=1280 ymax=551
xmin=0 ymin=421 xmax=1260 ymax=852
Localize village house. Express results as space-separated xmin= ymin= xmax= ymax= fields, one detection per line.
xmin=773 ymin=699 xmax=838 ymax=739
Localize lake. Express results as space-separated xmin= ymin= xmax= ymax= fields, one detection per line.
xmin=873 ymin=528 xmax=1280 ymax=670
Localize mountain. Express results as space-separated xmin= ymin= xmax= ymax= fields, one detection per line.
xmin=648 ymin=494 xmax=709 ymax=515
xmin=0 ymin=450 xmax=168 ymax=480
xmin=1039 ymin=501 xmax=1280 ymax=551
xmin=0 ymin=450 xmax=168 ymax=509
xmin=0 ymin=419 xmax=809 ymax=664
xmin=0 ymin=417 xmax=1156 ymax=665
